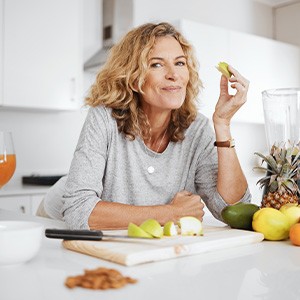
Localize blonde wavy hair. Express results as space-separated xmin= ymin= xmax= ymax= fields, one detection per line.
xmin=85 ymin=22 xmax=202 ymax=142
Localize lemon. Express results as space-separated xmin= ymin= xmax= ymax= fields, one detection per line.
xmin=252 ymin=208 xmax=290 ymax=241
xmin=216 ymin=61 xmax=232 ymax=78
xmin=178 ymin=216 xmax=203 ymax=236
xmin=163 ymin=221 xmax=178 ymax=236
xmin=140 ymin=219 xmax=163 ymax=238
xmin=127 ymin=223 xmax=153 ymax=238
xmin=279 ymin=203 xmax=300 ymax=227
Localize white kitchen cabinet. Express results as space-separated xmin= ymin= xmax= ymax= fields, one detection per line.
xmin=0 ymin=195 xmax=32 ymax=214
xmin=178 ymin=19 xmax=300 ymax=123
xmin=0 ymin=182 xmax=48 ymax=216
xmin=1 ymin=0 xmax=83 ymax=110
xmin=0 ymin=193 xmax=45 ymax=215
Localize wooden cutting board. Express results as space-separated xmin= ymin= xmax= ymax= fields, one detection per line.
xmin=63 ymin=226 xmax=264 ymax=266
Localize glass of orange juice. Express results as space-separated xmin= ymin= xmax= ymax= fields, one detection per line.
xmin=0 ymin=131 xmax=16 ymax=188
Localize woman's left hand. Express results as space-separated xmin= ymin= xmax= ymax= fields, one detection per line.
xmin=213 ymin=65 xmax=249 ymax=126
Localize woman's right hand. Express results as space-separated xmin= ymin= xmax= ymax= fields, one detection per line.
xmin=169 ymin=190 xmax=205 ymax=221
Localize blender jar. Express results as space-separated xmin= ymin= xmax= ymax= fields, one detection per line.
xmin=262 ymin=88 xmax=300 ymax=149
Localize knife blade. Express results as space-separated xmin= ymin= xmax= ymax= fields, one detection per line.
xmin=45 ymin=228 xmax=151 ymax=241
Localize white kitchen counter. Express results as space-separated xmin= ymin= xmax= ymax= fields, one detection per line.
xmin=0 ymin=209 xmax=299 ymax=300
xmin=0 ymin=182 xmax=50 ymax=196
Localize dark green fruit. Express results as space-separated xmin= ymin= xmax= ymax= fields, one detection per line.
xmin=221 ymin=202 xmax=260 ymax=230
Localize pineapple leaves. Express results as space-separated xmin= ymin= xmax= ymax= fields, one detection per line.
xmin=254 ymin=152 xmax=279 ymax=172
xmin=269 ymin=180 xmax=278 ymax=193
xmin=256 ymin=176 xmax=271 ymax=188
xmin=280 ymin=163 xmax=291 ymax=177
xmin=282 ymin=179 xmax=299 ymax=194
xmin=254 ymin=143 xmax=300 ymax=195
xmin=254 ymin=152 xmax=268 ymax=163
xmin=292 ymin=150 xmax=300 ymax=165
xmin=253 ymin=166 xmax=273 ymax=173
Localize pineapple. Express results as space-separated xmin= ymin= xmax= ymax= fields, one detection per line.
xmin=254 ymin=143 xmax=300 ymax=209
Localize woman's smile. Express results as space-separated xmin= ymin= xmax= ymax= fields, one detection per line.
xmin=161 ymin=85 xmax=182 ymax=92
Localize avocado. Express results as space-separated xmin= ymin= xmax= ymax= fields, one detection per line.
xmin=221 ymin=202 xmax=260 ymax=231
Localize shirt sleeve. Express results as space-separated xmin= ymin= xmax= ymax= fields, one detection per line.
xmin=43 ymin=175 xmax=67 ymax=220
xmin=194 ymin=121 xmax=252 ymax=221
xmin=61 ymin=106 xmax=111 ymax=229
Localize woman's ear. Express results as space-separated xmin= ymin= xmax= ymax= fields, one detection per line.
xmin=132 ymin=80 xmax=139 ymax=92
xmin=132 ymin=78 xmax=145 ymax=94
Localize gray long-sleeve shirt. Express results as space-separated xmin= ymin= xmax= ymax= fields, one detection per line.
xmin=44 ymin=106 xmax=251 ymax=229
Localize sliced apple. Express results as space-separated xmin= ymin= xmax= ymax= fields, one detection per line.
xmin=178 ymin=216 xmax=203 ymax=236
xmin=140 ymin=219 xmax=163 ymax=238
xmin=163 ymin=221 xmax=178 ymax=236
xmin=216 ymin=61 xmax=232 ymax=79
xmin=127 ymin=223 xmax=153 ymax=238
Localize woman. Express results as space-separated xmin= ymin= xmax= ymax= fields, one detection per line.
xmin=44 ymin=22 xmax=251 ymax=230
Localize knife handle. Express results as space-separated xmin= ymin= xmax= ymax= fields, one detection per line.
xmin=45 ymin=229 xmax=104 ymax=241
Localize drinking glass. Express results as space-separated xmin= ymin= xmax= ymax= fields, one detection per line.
xmin=0 ymin=131 xmax=16 ymax=188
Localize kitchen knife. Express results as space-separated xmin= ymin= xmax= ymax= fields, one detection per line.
xmin=45 ymin=228 xmax=151 ymax=241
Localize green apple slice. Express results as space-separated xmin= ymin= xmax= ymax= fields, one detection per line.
xmin=216 ymin=61 xmax=232 ymax=78
xmin=178 ymin=216 xmax=203 ymax=236
xmin=127 ymin=223 xmax=153 ymax=238
xmin=163 ymin=221 xmax=178 ymax=236
xmin=140 ymin=219 xmax=163 ymax=238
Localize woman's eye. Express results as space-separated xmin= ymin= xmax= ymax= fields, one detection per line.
xmin=176 ymin=61 xmax=186 ymax=66
xmin=150 ymin=62 xmax=162 ymax=68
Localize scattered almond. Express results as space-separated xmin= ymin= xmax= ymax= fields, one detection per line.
xmin=65 ymin=267 xmax=137 ymax=290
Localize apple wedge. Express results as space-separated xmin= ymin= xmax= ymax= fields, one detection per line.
xmin=178 ymin=216 xmax=203 ymax=236
xmin=127 ymin=223 xmax=153 ymax=238
xmin=216 ymin=61 xmax=232 ymax=79
xmin=140 ymin=219 xmax=163 ymax=238
xmin=163 ymin=221 xmax=178 ymax=236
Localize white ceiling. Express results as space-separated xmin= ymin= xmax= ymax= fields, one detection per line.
xmin=254 ymin=0 xmax=300 ymax=7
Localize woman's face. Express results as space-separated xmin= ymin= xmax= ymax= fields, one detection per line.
xmin=140 ymin=36 xmax=189 ymax=113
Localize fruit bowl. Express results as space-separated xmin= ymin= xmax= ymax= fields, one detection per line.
xmin=0 ymin=221 xmax=44 ymax=266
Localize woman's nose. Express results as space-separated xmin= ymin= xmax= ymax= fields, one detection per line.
xmin=165 ymin=66 xmax=179 ymax=81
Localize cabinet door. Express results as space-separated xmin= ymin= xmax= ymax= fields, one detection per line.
xmin=2 ymin=0 xmax=83 ymax=110
xmin=0 ymin=195 xmax=31 ymax=214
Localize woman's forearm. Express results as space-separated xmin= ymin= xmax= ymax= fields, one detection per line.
xmin=213 ymin=121 xmax=248 ymax=203
xmin=88 ymin=190 xmax=205 ymax=230
xmin=88 ymin=201 xmax=175 ymax=230
xmin=212 ymin=65 xmax=250 ymax=203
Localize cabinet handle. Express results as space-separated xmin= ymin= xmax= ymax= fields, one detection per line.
xmin=20 ymin=205 xmax=26 ymax=214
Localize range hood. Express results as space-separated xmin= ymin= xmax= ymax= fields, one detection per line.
xmin=84 ymin=0 xmax=134 ymax=73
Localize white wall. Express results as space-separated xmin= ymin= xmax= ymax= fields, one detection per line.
xmin=275 ymin=3 xmax=300 ymax=46
xmin=231 ymin=121 xmax=267 ymax=204
xmin=2 ymin=0 xmax=280 ymax=203
xmin=0 ymin=109 xmax=87 ymax=177
xmin=133 ymin=0 xmax=273 ymax=38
